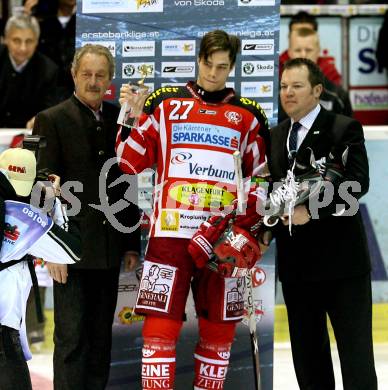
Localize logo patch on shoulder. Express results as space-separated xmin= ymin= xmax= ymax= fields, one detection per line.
xmin=225 ymin=111 xmax=242 ymax=125
xmin=199 ymin=108 xmax=217 ymax=115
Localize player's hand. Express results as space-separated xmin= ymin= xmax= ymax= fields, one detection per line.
xmin=188 ymin=214 xmax=232 ymax=268
xmin=119 ymin=84 xmax=149 ymax=118
xmin=46 ymin=263 xmax=68 ymax=284
xmin=123 ymin=251 xmax=139 ymax=272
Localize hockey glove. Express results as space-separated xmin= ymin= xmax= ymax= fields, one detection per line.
xmin=188 ymin=214 xmax=232 ymax=269
xmin=211 ymin=225 xmax=262 ymax=278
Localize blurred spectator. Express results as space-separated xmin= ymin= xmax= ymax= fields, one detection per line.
xmin=280 ymin=11 xmax=342 ymax=86
xmin=0 ymin=14 xmax=58 ymax=129
xmin=279 ymin=27 xmax=352 ymax=122
xmin=23 ymin=0 xmax=58 ymax=20
xmin=38 ymin=0 xmax=76 ymax=101
xmin=376 ymin=10 xmax=388 ymax=73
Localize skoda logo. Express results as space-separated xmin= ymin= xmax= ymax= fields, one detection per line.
xmin=123 ymin=64 xmax=135 ymax=77
xmin=243 ymin=63 xmax=255 ymax=75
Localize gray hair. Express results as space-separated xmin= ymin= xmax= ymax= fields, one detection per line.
xmin=71 ymin=44 xmax=115 ymax=80
xmin=5 ymin=15 xmax=40 ymax=39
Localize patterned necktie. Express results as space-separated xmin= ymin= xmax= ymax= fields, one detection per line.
xmin=289 ymin=121 xmax=302 ymax=155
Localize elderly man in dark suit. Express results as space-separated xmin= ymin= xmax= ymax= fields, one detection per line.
xmin=0 ymin=14 xmax=58 ymax=129
xmin=268 ymin=58 xmax=377 ymax=390
xmin=33 ymin=44 xmax=140 ymax=390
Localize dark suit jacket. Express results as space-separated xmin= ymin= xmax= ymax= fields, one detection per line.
xmin=33 ymin=95 xmax=140 ymax=269
xmin=269 ymin=107 xmax=371 ymax=282
xmin=0 ymin=45 xmax=58 ymax=128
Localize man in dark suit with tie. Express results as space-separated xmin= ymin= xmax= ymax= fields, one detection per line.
xmin=268 ymin=58 xmax=377 ymax=389
xmin=0 ymin=14 xmax=58 ymax=129
xmin=33 ymin=44 xmax=140 ymax=390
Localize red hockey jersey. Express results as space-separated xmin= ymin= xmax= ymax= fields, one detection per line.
xmin=116 ymin=82 xmax=269 ymax=239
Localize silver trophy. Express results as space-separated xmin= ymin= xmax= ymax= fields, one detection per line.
xmin=117 ymin=64 xmax=153 ymax=128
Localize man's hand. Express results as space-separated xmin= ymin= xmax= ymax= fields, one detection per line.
xmin=282 ymin=205 xmax=311 ymax=226
xmin=258 ymin=229 xmax=273 ymax=255
xmin=123 ymin=251 xmax=140 ymax=272
xmin=46 ymin=263 xmax=68 ymax=284
xmin=26 ymin=116 xmax=36 ymax=129
xmin=48 ymin=174 xmax=61 ymax=197
xmin=23 ymin=0 xmax=38 ymax=14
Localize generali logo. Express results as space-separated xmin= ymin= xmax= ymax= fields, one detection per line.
xmin=8 ymin=165 xmax=26 ymax=173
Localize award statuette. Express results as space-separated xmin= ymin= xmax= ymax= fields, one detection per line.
xmin=117 ymin=64 xmax=153 ymax=128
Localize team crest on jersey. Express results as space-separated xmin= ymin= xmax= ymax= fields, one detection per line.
xmin=217 ymin=351 xmax=231 ymax=360
xmin=224 ymin=111 xmax=242 ymax=125
xmin=142 ymin=348 xmax=156 ymax=358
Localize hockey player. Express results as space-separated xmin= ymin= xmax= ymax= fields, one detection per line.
xmin=0 ymin=148 xmax=81 ymax=389
xmin=116 ymin=30 xmax=269 ymax=389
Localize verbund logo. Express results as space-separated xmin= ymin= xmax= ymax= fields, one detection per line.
xmin=170 ymin=152 xmax=236 ymax=181
xmin=170 ymin=152 xmax=192 ymax=164
xmin=104 ymin=85 xmax=116 ymax=100
xmin=168 ymin=148 xmax=236 ymax=184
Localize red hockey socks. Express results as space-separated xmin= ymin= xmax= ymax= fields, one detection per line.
xmin=141 ymin=316 xmax=182 ymax=390
xmin=193 ymin=318 xmax=236 ymax=389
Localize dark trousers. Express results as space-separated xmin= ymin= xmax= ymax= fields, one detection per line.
xmin=282 ymin=274 xmax=377 ymax=390
xmin=0 ymin=325 xmax=32 ymax=390
xmin=53 ymin=267 xmax=120 ymax=390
